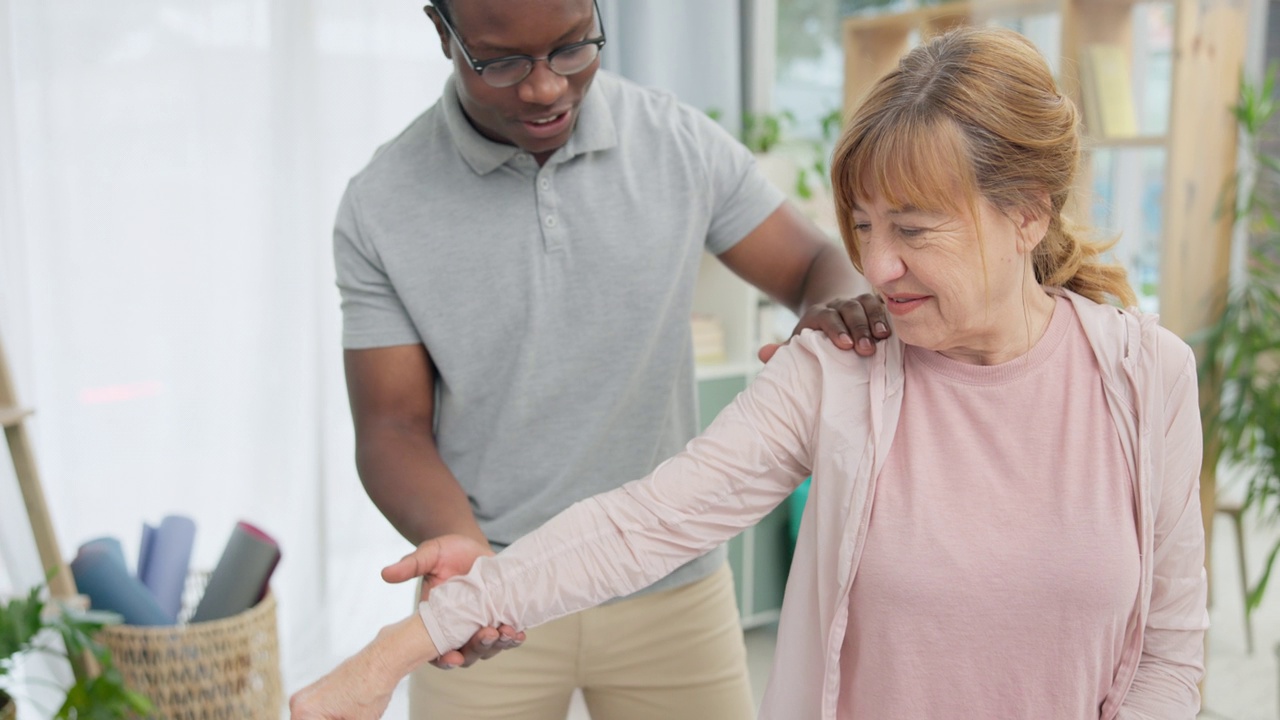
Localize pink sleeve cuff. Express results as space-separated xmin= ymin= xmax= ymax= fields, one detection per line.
xmin=417 ymin=600 xmax=449 ymax=657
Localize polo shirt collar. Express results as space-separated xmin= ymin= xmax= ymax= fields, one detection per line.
xmin=442 ymin=73 xmax=617 ymax=175
xmin=558 ymin=75 xmax=617 ymax=159
xmin=442 ymin=76 xmax=519 ymax=175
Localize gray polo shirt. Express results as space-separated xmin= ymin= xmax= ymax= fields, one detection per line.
xmin=335 ymin=70 xmax=784 ymax=595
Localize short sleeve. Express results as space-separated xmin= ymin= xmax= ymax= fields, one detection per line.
xmin=683 ymin=108 xmax=786 ymax=256
xmin=333 ymin=180 xmax=422 ymax=349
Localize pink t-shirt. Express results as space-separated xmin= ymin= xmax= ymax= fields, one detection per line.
xmin=841 ymin=296 xmax=1140 ymax=719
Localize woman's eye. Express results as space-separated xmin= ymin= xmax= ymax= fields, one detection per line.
xmin=852 ymin=222 xmax=871 ymax=233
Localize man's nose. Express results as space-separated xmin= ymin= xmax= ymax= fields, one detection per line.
xmin=517 ymin=60 xmax=568 ymax=106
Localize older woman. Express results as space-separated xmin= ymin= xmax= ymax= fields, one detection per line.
xmin=292 ymin=26 xmax=1206 ymax=720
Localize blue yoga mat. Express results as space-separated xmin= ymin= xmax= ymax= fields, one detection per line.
xmin=71 ymin=543 xmax=174 ymax=626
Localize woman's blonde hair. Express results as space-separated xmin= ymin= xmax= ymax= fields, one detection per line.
xmin=831 ymin=26 xmax=1136 ymax=308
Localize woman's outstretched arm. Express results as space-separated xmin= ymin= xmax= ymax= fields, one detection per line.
xmin=290 ymin=333 xmax=837 ymax=718
xmin=289 ymin=614 xmax=439 ymax=720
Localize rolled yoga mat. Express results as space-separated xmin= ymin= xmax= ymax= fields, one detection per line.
xmin=79 ymin=536 xmax=127 ymax=570
xmin=70 ymin=542 xmax=174 ymax=626
xmin=190 ymin=520 xmax=281 ymax=623
xmin=137 ymin=515 xmax=196 ymax=622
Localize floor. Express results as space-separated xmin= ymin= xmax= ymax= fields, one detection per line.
xmin=1200 ymin=502 xmax=1280 ymax=720
xmin=380 ymin=504 xmax=1280 ymax=719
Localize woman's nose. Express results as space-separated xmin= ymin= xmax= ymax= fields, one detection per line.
xmin=860 ymin=235 xmax=906 ymax=286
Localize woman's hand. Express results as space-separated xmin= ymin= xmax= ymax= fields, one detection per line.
xmin=289 ymin=652 xmax=395 ymax=720
xmin=290 ymin=616 xmax=439 ymax=719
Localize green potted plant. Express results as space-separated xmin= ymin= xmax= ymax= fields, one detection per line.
xmin=1199 ymin=64 xmax=1280 ymax=613
xmin=794 ymin=108 xmax=844 ymax=201
xmin=741 ymin=109 xmax=796 ymax=155
xmin=0 ymin=577 xmax=153 ymax=719
xmin=706 ymin=106 xmax=845 ymax=234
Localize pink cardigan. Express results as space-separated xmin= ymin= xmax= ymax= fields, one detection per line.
xmin=420 ymin=290 xmax=1207 ymax=719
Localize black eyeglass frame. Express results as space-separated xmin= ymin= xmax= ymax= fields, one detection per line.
xmin=424 ymin=0 xmax=606 ymax=88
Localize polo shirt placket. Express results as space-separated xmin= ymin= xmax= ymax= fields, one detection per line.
xmin=532 ymin=162 xmax=563 ymax=253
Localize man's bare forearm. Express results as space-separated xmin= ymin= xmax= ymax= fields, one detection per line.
xmin=794 ymin=241 xmax=870 ymax=315
xmin=356 ymin=423 xmax=486 ymax=547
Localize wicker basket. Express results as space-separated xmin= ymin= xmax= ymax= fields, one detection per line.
xmin=96 ymin=583 xmax=283 ymax=720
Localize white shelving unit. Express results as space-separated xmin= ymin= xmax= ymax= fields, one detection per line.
xmin=691 ymin=252 xmax=791 ymax=628
xmin=692 ymin=252 xmax=764 ymax=380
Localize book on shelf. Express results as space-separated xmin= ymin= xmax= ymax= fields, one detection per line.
xmin=1080 ymin=43 xmax=1139 ymax=139
xmin=691 ymin=313 xmax=727 ymax=366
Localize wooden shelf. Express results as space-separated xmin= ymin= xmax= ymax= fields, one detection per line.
xmin=1087 ymin=133 xmax=1168 ymax=149
xmin=0 ymin=405 xmax=33 ymax=428
xmin=696 ymin=362 xmax=759 ymax=382
xmin=842 ymin=0 xmax=1060 ymax=33
xmin=843 ymin=4 xmax=969 ymax=33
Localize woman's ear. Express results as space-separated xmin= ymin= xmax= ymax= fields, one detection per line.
xmin=1015 ymin=196 xmax=1051 ymax=254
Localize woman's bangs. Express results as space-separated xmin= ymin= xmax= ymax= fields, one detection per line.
xmin=850 ymin=117 xmax=971 ymax=214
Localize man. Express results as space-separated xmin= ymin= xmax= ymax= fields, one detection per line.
xmin=332 ymin=0 xmax=887 ymax=717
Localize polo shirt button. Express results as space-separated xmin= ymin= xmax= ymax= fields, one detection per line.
xmin=545 ymin=215 xmax=557 ymax=227
xmin=539 ymin=179 xmax=550 ymax=190
xmin=516 ymin=153 xmax=528 ymax=163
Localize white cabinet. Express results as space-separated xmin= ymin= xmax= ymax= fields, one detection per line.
xmin=691 ymin=252 xmax=794 ymax=628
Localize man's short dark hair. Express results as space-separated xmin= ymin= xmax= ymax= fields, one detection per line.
xmin=433 ymin=0 xmax=454 ymax=25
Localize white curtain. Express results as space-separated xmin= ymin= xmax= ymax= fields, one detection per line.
xmin=0 ymin=1 xmax=455 ymax=714
xmin=601 ymin=0 xmax=743 ymax=131
xmin=0 ymin=1 xmax=744 ymax=717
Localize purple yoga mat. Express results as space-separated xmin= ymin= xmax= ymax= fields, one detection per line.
xmin=137 ymin=515 xmax=196 ymax=621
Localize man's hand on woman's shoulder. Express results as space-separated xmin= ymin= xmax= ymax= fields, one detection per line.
xmin=759 ymin=293 xmax=891 ymax=362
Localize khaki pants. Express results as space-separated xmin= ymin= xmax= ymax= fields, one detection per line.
xmin=409 ymin=563 xmax=754 ymax=720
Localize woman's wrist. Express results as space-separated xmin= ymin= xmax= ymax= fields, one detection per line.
xmin=369 ymin=614 xmax=441 ymax=682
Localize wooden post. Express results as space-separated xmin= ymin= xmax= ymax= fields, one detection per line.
xmin=843 ymin=21 xmax=913 ymax=111
xmin=1160 ymin=0 xmax=1248 ymax=611
xmin=0 ymin=333 xmax=76 ymax=599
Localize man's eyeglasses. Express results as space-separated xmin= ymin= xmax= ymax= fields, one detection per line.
xmin=425 ymin=0 xmax=606 ymax=89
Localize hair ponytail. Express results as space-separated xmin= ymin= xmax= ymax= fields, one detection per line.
xmin=1036 ymin=216 xmax=1137 ymax=308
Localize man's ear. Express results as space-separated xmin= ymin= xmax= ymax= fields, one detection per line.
xmin=423 ymin=7 xmax=453 ymax=60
